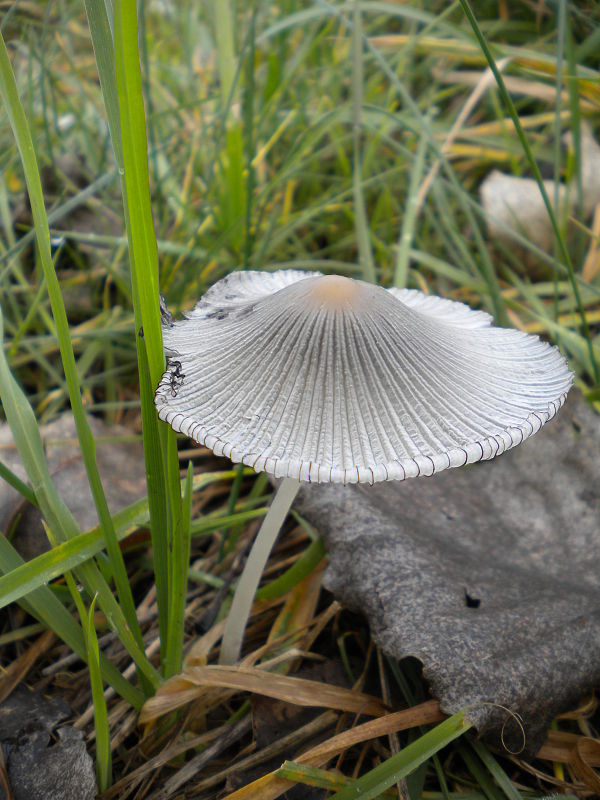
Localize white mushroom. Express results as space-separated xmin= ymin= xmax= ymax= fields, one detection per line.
xmin=155 ymin=269 xmax=572 ymax=663
xmin=156 ymin=270 xmax=571 ymax=483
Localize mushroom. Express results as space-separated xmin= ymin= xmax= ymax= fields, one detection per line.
xmin=155 ymin=270 xmax=572 ymax=663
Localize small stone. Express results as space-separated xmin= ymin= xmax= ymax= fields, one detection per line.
xmin=0 ymin=687 xmax=97 ymax=800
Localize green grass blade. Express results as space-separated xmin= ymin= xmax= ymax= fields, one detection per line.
xmin=276 ymin=762 xmax=353 ymax=792
xmin=0 ymin=498 xmax=149 ymax=610
xmin=137 ymin=339 xmax=170 ymax=660
xmin=164 ymin=461 xmax=193 ymax=677
xmin=66 ymin=581 xmax=112 ymax=793
xmin=394 ymin=129 xmax=428 ymax=288
xmin=113 ymin=0 xmax=163 ymax=387
xmin=0 ymin=25 xmax=145 ymax=660
xmin=565 ymin=18 xmax=583 ymax=216
xmin=256 ymin=537 xmax=325 ymax=601
xmin=0 ymin=459 xmax=38 ymax=507
xmin=351 ymin=0 xmax=376 ymax=284
xmin=0 ymin=470 xmax=247 ymax=610
xmin=330 ymin=711 xmax=471 ymax=800
xmin=460 ymin=746 xmax=504 ymax=800
xmin=458 ymin=0 xmax=598 ymax=383
xmin=469 ymin=741 xmax=523 ymax=800
xmin=214 ymin=0 xmax=237 ymax=110
xmin=112 ymin=0 xmax=184 ymax=669
xmin=0 ymin=307 xmax=158 ymax=689
xmin=83 ymin=0 xmax=123 ymax=167
xmin=86 ymin=596 xmax=112 ymax=793
xmin=0 ymin=532 xmax=142 ymax=708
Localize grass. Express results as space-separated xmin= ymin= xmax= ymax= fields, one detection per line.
xmin=0 ymin=1 xmax=599 ymax=797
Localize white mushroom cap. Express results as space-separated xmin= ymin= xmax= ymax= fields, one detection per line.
xmin=155 ymin=270 xmax=572 ymax=484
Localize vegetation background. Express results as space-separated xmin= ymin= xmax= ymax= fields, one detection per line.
xmin=0 ymin=1 xmax=598 ymax=798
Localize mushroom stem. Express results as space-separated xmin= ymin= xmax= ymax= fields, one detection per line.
xmin=219 ymin=477 xmax=301 ymax=665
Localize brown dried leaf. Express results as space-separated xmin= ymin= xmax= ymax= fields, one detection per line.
xmin=266 ymin=559 xmax=325 ymax=659
xmin=222 ymin=701 xmax=444 ymax=800
xmin=537 ymin=730 xmax=600 ymax=766
xmin=572 ymin=738 xmax=600 ymax=794
xmin=175 ymin=665 xmax=388 ymax=716
xmin=298 ymin=700 xmax=444 ymax=765
xmin=0 ymin=629 xmax=55 ymax=704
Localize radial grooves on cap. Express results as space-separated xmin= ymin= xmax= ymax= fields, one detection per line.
xmin=155 ymin=270 xmax=572 ymax=484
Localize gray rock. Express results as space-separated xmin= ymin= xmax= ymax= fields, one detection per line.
xmin=0 ymin=687 xmax=97 ymax=800
xmin=7 ymin=727 xmax=97 ymax=800
xmin=295 ymin=392 xmax=600 ymax=755
xmin=0 ymin=686 xmax=69 ymax=741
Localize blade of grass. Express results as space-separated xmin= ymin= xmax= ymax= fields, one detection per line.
xmin=552 ymin=0 xmax=567 ymax=333
xmin=164 ymin=461 xmax=193 ymax=677
xmin=67 ymin=582 xmax=112 ymax=794
xmin=214 ymin=0 xmax=246 ymax=250
xmin=215 ymin=0 xmax=236 ymax=108
xmin=0 ymin=533 xmax=142 ymax=708
xmin=256 ymin=538 xmax=326 ymax=601
xmin=219 ymin=463 xmax=245 ymax=559
xmin=83 ymin=0 xmax=123 ymax=167
xmin=469 ymin=740 xmax=523 ymax=800
xmin=112 ymin=0 xmax=163 ymax=383
xmin=221 ymin=472 xmax=271 ymax=558
xmin=0 ymin=307 xmax=159 ymax=689
xmin=458 ymin=0 xmax=598 ymax=384
xmin=0 ymin=459 xmax=38 ymax=507
xmin=329 ymin=711 xmax=471 ymax=800
xmin=459 ymin=746 xmax=504 ymax=800
xmin=351 ymin=0 xmax=376 ymax=284
xmin=276 ymin=762 xmax=355 ymax=793
xmin=0 ymin=26 xmax=147 ymax=675
xmin=394 ymin=127 xmax=428 ymax=287
xmin=137 ymin=339 xmax=170 ymax=660
xmin=243 ymin=7 xmax=257 ymax=266
xmin=86 ymin=595 xmax=112 ymax=793
xmin=0 ymin=469 xmax=245 ymax=611
xmin=565 ymin=17 xmax=583 ymax=216
xmin=111 ymin=0 xmax=185 ymax=668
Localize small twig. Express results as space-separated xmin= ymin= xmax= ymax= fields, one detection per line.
xmin=147 ymin=715 xmax=253 ymax=800
xmin=0 ymin=628 xmax=55 ymax=703
xmin=414 ymin=57 xmax=510 ymax=215
xmin=191 ymin=710 xmax=339 ymax=795
xmin=377 ymin=647 xmax=410 ymax=800
xmin=102 ymin=724 xmax=231 ymax=799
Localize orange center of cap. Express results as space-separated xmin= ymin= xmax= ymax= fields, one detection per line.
xmin=304 ymin=275 xmax=365 ymax=311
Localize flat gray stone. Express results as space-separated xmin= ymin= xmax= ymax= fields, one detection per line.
xmin=0 ymin=686 xmax=69 ymax=742
xmin=295 ymin=392 xmax=600 ymax=755
xmin=7 ymin=727 xmax=96 ymax=800
xmin=0 ymin=687 xmax=96 ymax=800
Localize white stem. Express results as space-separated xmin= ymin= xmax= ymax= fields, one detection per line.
xmin=219 ymin=477 xmax=300 ymax=665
